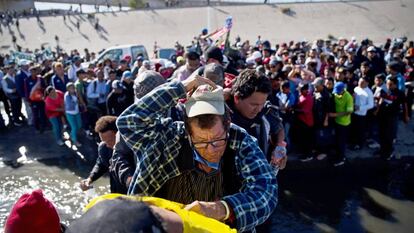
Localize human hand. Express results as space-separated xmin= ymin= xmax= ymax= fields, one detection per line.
xmin=223 ymin=88 xmax=232 ymax=101
xmin=126 ymin=176 xmax=133 ymax=187
xmin=181 ymin=72 xmax=217 ymax=93
xmin=271 ymin=146 xmax=287 ymax=170
xmin=184 ymin=201 xmax=227 ymax=221
xmin=80 ymin=178 xmax=92 ymax=191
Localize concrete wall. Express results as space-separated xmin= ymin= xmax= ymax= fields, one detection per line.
xmin=35 ymin=0 xmax=130 ymax=6
xmin=0 ymin=0 xmax=35 ymax=11
xmin=1 ymin=1 xmax=413 ymax=53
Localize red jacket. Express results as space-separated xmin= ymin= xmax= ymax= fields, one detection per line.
xmin=45 ymin=90 xmax=64 ymax=119
xmin=297 ymin=93 xmax=314 ymax=127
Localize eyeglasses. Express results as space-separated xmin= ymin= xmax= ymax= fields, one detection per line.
xmin=192 ymin=137 xmax=227 ymax=149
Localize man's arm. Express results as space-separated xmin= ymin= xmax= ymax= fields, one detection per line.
xmin=1 ymin=78 xmax=16 ymax=94
xmin=116 ymin=80 xmax=186 ymax=151
xmin=116 ymin=81 xmax=187 ymax=195
xmin=360 ymin=89 xmax=375 ymax=113
xmin=264 ymin=102 xmax=287 ymax=169
xmin=110 ymin=133 xmax=136 ymax=189
xmin=223 ymin=130 xmax=278 ymax=232
xmin=80 ymin=143 xmax=111 ymax=191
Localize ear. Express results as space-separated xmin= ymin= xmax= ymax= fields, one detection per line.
xmin=234 ymin=95 xmax=240 ymax=105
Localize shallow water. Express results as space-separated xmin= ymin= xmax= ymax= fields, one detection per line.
xmin=1 ymin=156 xmax=413 ymax=232
xmin=0 ymin=158 xmax=109 ymax=229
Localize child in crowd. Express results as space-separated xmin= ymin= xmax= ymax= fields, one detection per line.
xmin=64 ymin=82 xmax=82 ymax=147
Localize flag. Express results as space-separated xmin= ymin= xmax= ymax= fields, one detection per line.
xmin=204 ymin=16 xmax=233 ymax=50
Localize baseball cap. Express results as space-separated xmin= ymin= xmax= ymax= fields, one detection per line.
xmin=122 ymin=70 xmax=132 ymax=79
xmin=204 ymin=63 xmax=224 ymax=86
xmin=333 ymin=82 xmax=345 ymax=94
xmin=136 ymin=56 xmax=144 ymax=62
xmin=123 ymin=55 xmax=132 ymax=62
xmin=72 ymin=55 xmax=81 ymax=63
xmin=76 ymin=68 xmax=87 ymax=76
xmin=185 ymin=84 xmax=225 ymax=118
xmin=246 ymin=51 xmax=262 ymax=64
xmin=111 ymin=80 xmax=124 ymax=89
xmin=312 ymin=77 xmax=324 ymax=86
xmin=269 ymin=59 xmax=280 ymax=66
xmin=176 ymin=56 xmax=185 ymax=63
xmin=205 ymin=46 xmax=223 ymax=64
xmin=18 ymin=59 xmax=30 ymax=66
xmin=367 ymin=46 xmax=376 ymax=52
xmin=347 ymin=47 xmax=355 ymax=53
xmin=251 ymin=51 xmax=262 ymax=60
xmin=5 ymin=189 xmax=61 ymax=233
xmin=29 ymin=64 xmax=41 ymax=71
xmin=134 ymin=70 xmax=165 ymax=100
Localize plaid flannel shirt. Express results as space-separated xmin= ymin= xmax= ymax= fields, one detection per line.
xmin=116 ymin=81 xmax=278 ymax=232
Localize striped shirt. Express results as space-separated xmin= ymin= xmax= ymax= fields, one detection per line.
xmin=117 ymin=81 xmax=277 ymax=232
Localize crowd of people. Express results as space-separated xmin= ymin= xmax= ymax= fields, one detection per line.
xmin=1 ymin=34 xmax=414 ymax=232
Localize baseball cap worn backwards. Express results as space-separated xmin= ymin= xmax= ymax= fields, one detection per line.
xmin=185 ymin=85 xmax=225 ymax=118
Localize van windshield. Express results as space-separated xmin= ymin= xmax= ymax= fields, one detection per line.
xmin=131 ymin=46 xmax=148 ymax=60
xmin=101 ymin=49 xmax=123 ymax=62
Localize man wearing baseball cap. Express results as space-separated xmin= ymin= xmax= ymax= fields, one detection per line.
xmin=117 ymin=72 xmax=277 ymax=232
xmin=106 ymin=80 xmax=128 ymax=116
xmin=329 ymin=81 xmax=354 ymax=167
xmin=15 ymin=59 xmax=32 ymax=125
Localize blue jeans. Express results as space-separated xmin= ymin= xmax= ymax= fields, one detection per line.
xmin=49 ymin=117 xmax=63 ymax=142
xmin=66 ymin=113 xmax=82 ymax=142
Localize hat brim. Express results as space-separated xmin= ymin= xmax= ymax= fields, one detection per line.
xmin=312 ymin=81 xmax=321 ymax=86
xmin=185 ymin=101 xmax=225 ymax=118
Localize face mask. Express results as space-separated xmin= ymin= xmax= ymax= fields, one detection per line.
xmin=192 ymin=148 xmax=220 ymax=171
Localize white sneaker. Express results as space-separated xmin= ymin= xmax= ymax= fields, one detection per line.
xmin=368 ymin=142 xmax=380 ymax=149
xmin=300 ymin=156 xmax=313 ymax=162
xmin=316 ymin=153 xmax=327 ymax=161
xmin=13 ymin=122 xmax=23 ymax=126
xmin=333 ymin=159 xmax=346 ymax=167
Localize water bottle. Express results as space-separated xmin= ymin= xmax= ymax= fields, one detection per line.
xmin=85 ymin=186 xmax=97 ymax=198
xmin=271 ymin=144 xmax=287 ymax=176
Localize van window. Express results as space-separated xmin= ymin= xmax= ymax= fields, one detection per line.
xmin=101 ymin=49 xmax=123 ymax=63
xmin=131 ymin=46 xmax=148 ymax=60
xmin=158 ymin=48 xmax=176 ymax=60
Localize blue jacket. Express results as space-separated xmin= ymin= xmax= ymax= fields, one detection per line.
xmin=24 ymin=76 xmax=46 ymax=100
xmin=15 ymin=70 xmax=30 ymax=98
xmin=51 ymin=74 xmax=70 ymax=92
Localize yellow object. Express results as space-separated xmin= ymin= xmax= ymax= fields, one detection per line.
xmin=85 ymin=194 xmax=237 ymax=233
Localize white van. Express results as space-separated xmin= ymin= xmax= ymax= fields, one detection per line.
xmin=92 ymin=44 xmax=149 ymax=66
